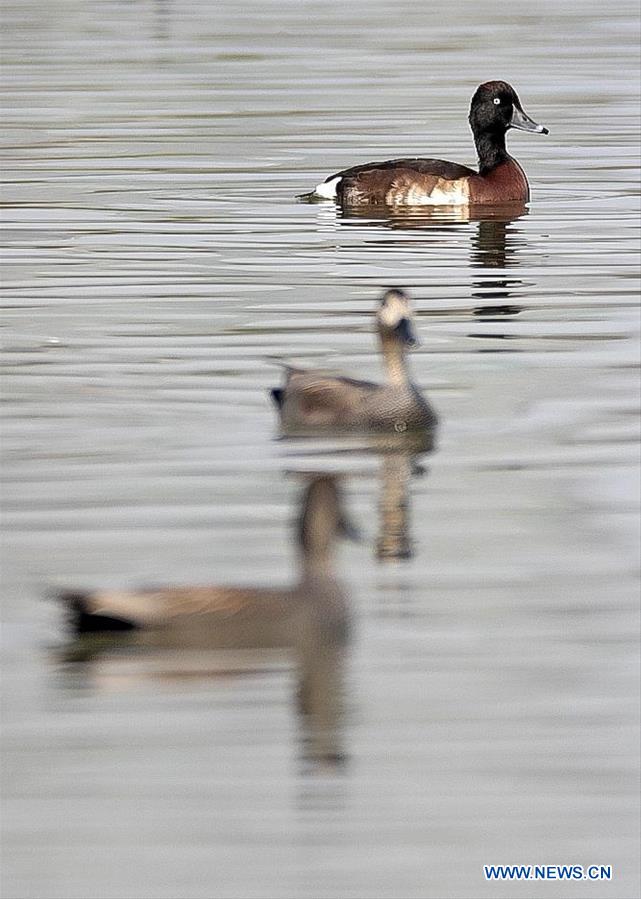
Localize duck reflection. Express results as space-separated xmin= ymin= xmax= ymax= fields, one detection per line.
xmin=365 ymin=433 xmax=435 ymax=562
xmin=336 ymin=202 xmax=527 ymax=315
xmin=57 ymin=475 xmax=355 ymax=764
xmin=470 ymin=214 xmax=526 ymax=316
xmin=282 ymin=428 xmax=435 ymax=562
xmin=376 ymin=448 xmax=419 ymax=561
xmin=336 ymin=200 xmax=526 ymax=231
xmin=470 ymin=211 xmax=525 ymax=269
xmin=153 ymin=1 xmax=170 ymax=44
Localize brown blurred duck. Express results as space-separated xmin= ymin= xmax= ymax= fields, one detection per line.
xmin=271 ymin=289 xmax=438 ymax=435
xmin=58 ymin=476 xmax=356 ymax=762
xmin=59 ymin=477 xmax=354 ymax=641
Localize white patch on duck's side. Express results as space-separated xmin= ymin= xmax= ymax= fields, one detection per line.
xmin=313 ymin=177 xmax=340 ymax=200
xmin=386 ymin=178 xmax=470 ymax=206
xmin=426 ymin=178 xmax=471 ymax=206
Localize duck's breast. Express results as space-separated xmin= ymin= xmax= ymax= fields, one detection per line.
xmin=363 ymin=384 xmax=437 ymax=431
xmin=469 ymin=158 xmax=530 ymax=203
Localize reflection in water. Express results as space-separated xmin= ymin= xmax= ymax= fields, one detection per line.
xmin=280 ymin=430 xmax=436 ymax=562
xmin=472 ymin=302 xmax=522 ymax=317
xmin=469 ymin=208 xmax=527 ymax=268
xmin=337 ymin=201 xmax=526 ymax=230
xmin=372 ymin=430 xmax=436 ymax=561
xmin=376 ymin=450 xmax=417 ymax=561
xmin=470 ymin=213 xmax=527 ymax=313
xmin=58 ymin=476 xmax=355 ymax=765
xmin=336 ymin=201 xmax=528 ymax=313
xmin=153 ymin=0 xmax=171 ymax=46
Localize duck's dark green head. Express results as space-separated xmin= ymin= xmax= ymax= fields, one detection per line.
xmin=469 ymin=81 xmax=548 ymax=137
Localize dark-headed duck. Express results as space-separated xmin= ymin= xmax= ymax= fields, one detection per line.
xmin=308 ymin=81 xmax=548 ymax=206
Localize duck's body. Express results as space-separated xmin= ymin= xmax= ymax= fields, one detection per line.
xmin=61 ymin=578 xmax=348 ymax=653
xmin=271 ymin=289 xmax=437 ymax=435
xmin=273 ymin=368 xmax=434 ymax=434
xmin=309 ymin=81 xmax=547 ymax=207
xmin=65 ymin=583 xmax=310 ymax=635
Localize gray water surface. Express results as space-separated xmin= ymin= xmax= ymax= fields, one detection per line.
xmin=1 ymin=1 xmax=640 ymax=897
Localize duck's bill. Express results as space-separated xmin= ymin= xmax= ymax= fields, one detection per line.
xmin=395 ymin=317 xmax=420 ymax=348
xmin=510 ymin=106 xmax=549 ymax=134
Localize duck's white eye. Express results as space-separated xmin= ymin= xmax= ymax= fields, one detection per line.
xmin=493 ymin=97 xmax=501 ymax=105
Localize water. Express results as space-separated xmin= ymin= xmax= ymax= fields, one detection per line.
xmin=1 ymin=1 xmax=640 ymax=897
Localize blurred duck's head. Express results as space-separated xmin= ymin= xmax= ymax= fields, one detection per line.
xmin=376 ymin=288 xmax=419 ymax=348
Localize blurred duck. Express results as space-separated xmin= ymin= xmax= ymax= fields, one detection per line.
xmin=271 ymin=289 xmax=438 ymax=434
xmin=59 ymin=477 xmax=354 ymax=640
xmin=306 ymin=81 xmax=548 ymax=206
xmin=58 ymin=476 xmax=356 ymax=762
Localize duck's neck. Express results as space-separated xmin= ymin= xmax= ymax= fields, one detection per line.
xmin=301 ymin=553 xmax=333 ymax=580
xmin=380 ymin=332 xmax=409 ymax=386
xmin=474 ymin=130 xmax=510 ymax=175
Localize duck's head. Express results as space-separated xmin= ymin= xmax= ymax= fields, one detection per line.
xmin=376 ymin=288 xmax=419 ymax=348
xmin=298 ymin=476 xmax=359 ymax=561
xmin=469 ymin=81 xmax=548 ymax=138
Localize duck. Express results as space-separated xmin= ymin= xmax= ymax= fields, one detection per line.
xmin=57 ymin=476 xmax=356 ymax=762
xmin=270 ymin=289 xmax=438 ymax=435
xmin=307 ymin=81 xmax=548 ymax=206
xmin=58 ymin=476 xmax=354 ymax=642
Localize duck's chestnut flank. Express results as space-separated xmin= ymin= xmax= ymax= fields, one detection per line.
xmin=308 ymin=81 xmax=548 ymax=207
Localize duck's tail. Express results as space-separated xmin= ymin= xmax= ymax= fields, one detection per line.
xmin=296 ymin=177 xmax=340 ymax=202
xmin=266 ymin=359 xmax=303 ymax=409
xmin=270 ymin=387 xmax=285 ymax=409
xmin=56 ymin=589 xmax=137 ymax=634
